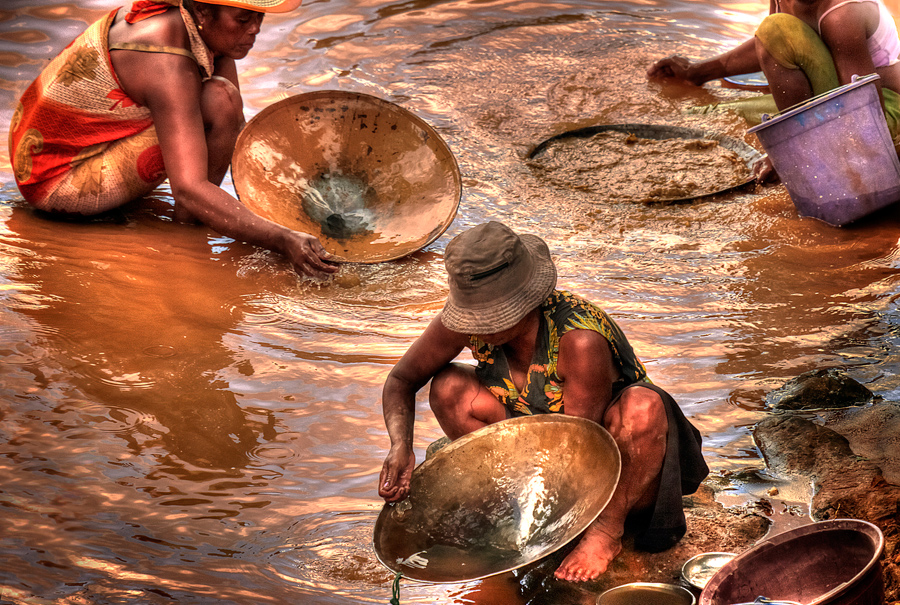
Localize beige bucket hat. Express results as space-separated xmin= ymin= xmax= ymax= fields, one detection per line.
xmin=441 ymin=221 xmax=557 ymax=334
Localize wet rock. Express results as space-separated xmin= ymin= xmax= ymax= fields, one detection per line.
xmin=752 ymin=414 xmax=880 ymax=482
xmin=753 ymin=413 xmax=900 ymax=602
xmin=765 ymin=368 xmax=875 ymax=410
xmin=827 ymin=401 xmax=900 ymax=484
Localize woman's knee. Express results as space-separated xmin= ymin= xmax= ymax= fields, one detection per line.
xmin=200 ymin=76 xmax=244 ymax=135
xmin=756 ymin=12 xmax=834 ymax=82
xmin=429 ymin=363 xmax=505 ymax=438
xmin=429 ymin=363 xmax=476 ymax=410
xmin=200 ymin=77 xmax=244 ymax=183
xmin=604 ymin=386 xmax=667 ymax=441
xmin=756 ymin=13 xmax=806 ymax=52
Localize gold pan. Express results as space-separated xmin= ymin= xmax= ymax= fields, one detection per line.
xmin=231 ymin=91 xmax=461 ymax=263
xmin=527 ymin=123 xmax=763 ymax=203
xmin=373 ymin=415 xmax=621 ymax=583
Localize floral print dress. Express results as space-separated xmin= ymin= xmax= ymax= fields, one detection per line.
xmin=467 ymin=290 xmax=709 ymax=553
xmin=469 ymin=290 xmax=650 ymax=416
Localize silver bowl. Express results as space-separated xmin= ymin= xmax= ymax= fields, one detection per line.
xmin=681 ymin=551 xmax=737 ymax=590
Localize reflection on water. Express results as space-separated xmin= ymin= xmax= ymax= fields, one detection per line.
xmin=3 ymin=0 xmax=900 ymax=603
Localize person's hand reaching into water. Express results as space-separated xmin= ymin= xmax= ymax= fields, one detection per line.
xmin=753 ymin=154 xmax=779 ymax=184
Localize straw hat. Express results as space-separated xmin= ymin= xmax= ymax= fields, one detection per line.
xmin=198 ymin=0 xmax=302 ymax=14
xmin=441 ymin=222 xmax=557 ymax=334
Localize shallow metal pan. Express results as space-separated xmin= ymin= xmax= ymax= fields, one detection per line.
xmin=373 ymin=415 xmax=621 ymax=583
xmin=528 ymin=123 xmax=763 ymax=203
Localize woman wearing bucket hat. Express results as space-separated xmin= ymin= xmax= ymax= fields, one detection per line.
xmin=9 ymin=0 xmax=339 ymax=278
xmin=378 ymin=221 xmax=708 ymax=582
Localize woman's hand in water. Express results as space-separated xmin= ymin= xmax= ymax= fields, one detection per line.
xmin=283 ymin=231 xmax=341 ymax=279
xmin=753 ymin=154 xmax=779 ymax=184
xmin=379 ymin=443 xmax=415 ymax=503
xmin=647 ymin=55 xmax=700 ymax=83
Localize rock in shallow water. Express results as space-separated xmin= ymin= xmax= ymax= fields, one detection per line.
xmin=753 ymin=412 xmax=900 ymax=602
xmin=765 ymin=368 xmax=875 ymax=410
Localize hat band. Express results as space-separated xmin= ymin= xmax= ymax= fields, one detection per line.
xmin=470 ymin=262 xmax=509 ymax=281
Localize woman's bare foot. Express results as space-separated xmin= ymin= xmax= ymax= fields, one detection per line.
xmin=553 ymin=385 xmax=669 ymax=583
xmin=553 ymin=523 xmax=623 ymax=582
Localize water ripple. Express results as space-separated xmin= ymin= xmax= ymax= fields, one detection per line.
xmin=53 ymin=400 xmax=154 ymax=436
xmin=262 ymin=509 xmax=392 ymax=602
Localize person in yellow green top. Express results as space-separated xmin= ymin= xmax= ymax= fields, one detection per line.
xmin=378 ymin=221 xmax=708 ymax=582
xmin=647 ymin=0 xmax=900 ymax=178
xmin=9 ymin=0 xmax=338 ymax=278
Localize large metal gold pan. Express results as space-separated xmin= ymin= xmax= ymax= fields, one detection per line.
xmin=231 ymin=91 xmax=461 ymax=263
xmin=527 ymin=123 xmax=763 ymax=203
xmin=373 ymin=415 xmax=621 ymax=583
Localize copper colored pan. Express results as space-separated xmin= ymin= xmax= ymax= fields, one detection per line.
xmin=373 ymin=415 xmax=621 ymax=583
xmin=231 ymin=91 xmax=461 ymax=263
xmin=700 ymin=519 xmax=885 ymax=605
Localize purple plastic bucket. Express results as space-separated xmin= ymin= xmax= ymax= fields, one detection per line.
xmin=699 ymin=519 xmax=885 ymax=605
xmin=748 ymin=74 xmax=900 ymax=226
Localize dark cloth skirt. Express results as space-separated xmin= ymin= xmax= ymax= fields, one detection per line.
xmin=615 ymin=382 xmax=709 ymax=552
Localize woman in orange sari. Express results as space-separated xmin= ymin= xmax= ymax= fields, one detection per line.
xmin=9 ymin=0 xmax=339 ymax=278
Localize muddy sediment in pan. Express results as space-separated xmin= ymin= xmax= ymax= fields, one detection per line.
xmin=526 ymin=124 xmax=761 ymax=204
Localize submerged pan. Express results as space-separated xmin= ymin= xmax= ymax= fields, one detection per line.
xmin=373 ymin=415 xmax=621 ymax=583
xmin=681 ymin=552 xmax=737 ymax=590
xmin=528 ymin=123 xmax=764 ymax=203
xmin=722 ymin=71 xmax=771 ymax=92
xmin=231 ymin=91 xmax=461 ymax=263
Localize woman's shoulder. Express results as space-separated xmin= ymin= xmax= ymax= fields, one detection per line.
xmin=109 ymin=6 xmax=189 ymax=49
xmin=545 ymin=290 xmax=611 ymax=330
xmin=817 ymin=0 xmax=881 ymax=41
xmin=817 ymin=0 xmax=879 ymax=23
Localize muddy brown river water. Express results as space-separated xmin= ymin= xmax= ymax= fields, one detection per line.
xmin=3 ymin=0 xmax=900 ymax=603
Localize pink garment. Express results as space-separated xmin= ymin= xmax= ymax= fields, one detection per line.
xmin=818 ymin=0 xmax=900 ymax=66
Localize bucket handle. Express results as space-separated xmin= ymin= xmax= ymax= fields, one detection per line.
xmin=759 ymin=73 xmax=880 ymax=122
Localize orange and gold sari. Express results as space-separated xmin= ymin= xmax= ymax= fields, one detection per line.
xmin=9 ymin=0 xmax=213 ymax=214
